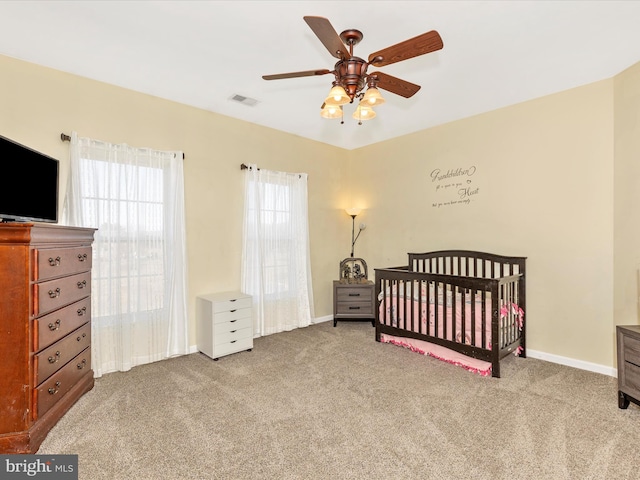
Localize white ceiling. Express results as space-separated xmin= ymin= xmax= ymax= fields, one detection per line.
xmin=1 ymin=1 xmax=640 ymax=150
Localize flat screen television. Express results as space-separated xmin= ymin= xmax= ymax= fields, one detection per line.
xmin=0 ymin=134 xmax=59 ymax=223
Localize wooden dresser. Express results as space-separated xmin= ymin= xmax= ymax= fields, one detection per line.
xmin=196 ymin=291 xmax=253 ymax=361
xmin=333 ymin=280 xmax=375 ymax=327
xmin=617 ymin=325 xmax=640 ymax=409
xmin=0 ymin=223 xmax=96 ymax=453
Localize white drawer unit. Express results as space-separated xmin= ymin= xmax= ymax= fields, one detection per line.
xmin=196 ymin=291 xmax=253 ymax=360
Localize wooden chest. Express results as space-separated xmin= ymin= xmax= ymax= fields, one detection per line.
xmin=0 ymin=223 xmax=96 ymax=453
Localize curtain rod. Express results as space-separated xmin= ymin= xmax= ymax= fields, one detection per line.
xmin=240 ymin=163 xmax=304 ymax=179
xmin=60 ymin=133 xmax=185 ymax=160
xmin=240 ymin=163 xmax=259 ymax=171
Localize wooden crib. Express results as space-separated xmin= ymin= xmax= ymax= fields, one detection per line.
xmin=375 ymin=250 xmax=526 ymax=378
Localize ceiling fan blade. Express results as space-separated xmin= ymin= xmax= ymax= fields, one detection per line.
xmin=369 ymin=71 xmax=421 ymax=98
xmin=304 ymin=16 xmax=350 ymax=60
xmin=262 ymin=69 xmax=331 ymax=81
xmin=368 ymin=30 xmax=443 ymax=67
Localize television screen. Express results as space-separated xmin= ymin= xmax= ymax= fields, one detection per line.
xmin=0 ymin=135 xmax=59 ymax=223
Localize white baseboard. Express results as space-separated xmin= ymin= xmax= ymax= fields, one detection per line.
xmin=527 ymin=349 xmax=617 ymax=378
xmin=313 ymin=315 xmax=333 ymax=324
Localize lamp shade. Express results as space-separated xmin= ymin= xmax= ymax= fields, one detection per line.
xmin=352 ymin=104 xmax=376 ymax=121
xmin=345 ymin=207 xmax=362 ymax=217
xmin=324 ymin=85 xmax=350 ymax=106
xmin=320 ymin=104 xmax=343 ymax=119
xmin=362 ymin=87 xmax=385 ymax=106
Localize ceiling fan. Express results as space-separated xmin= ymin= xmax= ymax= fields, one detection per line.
xmin=262 ymin=16 xmax=443 ymax=122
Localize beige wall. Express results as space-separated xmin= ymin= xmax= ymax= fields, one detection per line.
xmin=2 ymin=52 xmax=638 ymax=371
xmin=614 ymin=62 xmax=640 ymax=334
xmin=0 ymin=54 xmax=349 ymax=349
xmin=350 ymin=79 xmax=616 ymax=368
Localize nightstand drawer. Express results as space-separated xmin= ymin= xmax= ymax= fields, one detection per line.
xmin=623 ymin=335 xmax=640 ymax=364
xmin=337 ymin=287 xmax=373 ymax=302
xmin=336 ymin=302 xmax=373 ymax=315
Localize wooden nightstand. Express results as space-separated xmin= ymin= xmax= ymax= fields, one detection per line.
xmin=333 ymin=280 xmax=375 ymax=327
xmin=617 ymin=325 xmax=640 ymax=409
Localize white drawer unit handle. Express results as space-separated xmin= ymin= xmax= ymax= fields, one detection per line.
xmin=48 ymin=381 xmax=61 ymax=395
xmin=230 ymin=319 xmax=237 ymax=323
xmin=48 ymin=288 xmax=61 ymax=298
xmin=48 ymin=256 xmax=61 ymax=266
xmin=77 ymin=253 xmax=88 ymax=262
xmin=48 ymin=351 xmax=61 ymax=364
xmin=48 ymin=319 xmax=61 ymax=331
xmin=230 ymin=330 xmax=237 ymax=333
xmin=230 ymin=309 xmax=237 ymax=313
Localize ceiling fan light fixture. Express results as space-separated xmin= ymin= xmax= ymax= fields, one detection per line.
xmin=353 ymin=104 xmax=376 ymax=122
xmin=362 ymin=87 xmax=385 ymax=106
xmin=320 ymin=104 xmax=343 ymax=119
xmin=324 ymin=84 xmax=350 ymax=106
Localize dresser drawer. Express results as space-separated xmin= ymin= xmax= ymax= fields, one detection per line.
xmin=624 ymin=360 xmax=640 ymax=392
xmin=212 ymin=296 xmax=252 ymax=313
xmin=35 ymin=347 xmax=92 ymax=418
xmin=34 ymin=323 xmax=91 ymax=385
xmin=213 ymin=336 xmax=253 ymax=358
xmin=337 ymin=287 xmax=373 ymax=303
xmin=33 ymin=246 xmax=92 ymax=281
xmin=34 ymin=297 xmax=91 ymax=351
xmin=213 ymin=307 xmax=252 ymax=324
xmin=214 ymin=326 xmax=252 ymax=346
xmin=214 ymin=315 xmax=252 ymax=335
xmin=33 ymin=271 xmax=92 ymax=317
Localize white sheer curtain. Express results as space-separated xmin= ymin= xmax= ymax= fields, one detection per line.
xmin=241 ymin=164 xmax=315 ymax=336
xmin=63 ymin=132 xmax=189 ymax=377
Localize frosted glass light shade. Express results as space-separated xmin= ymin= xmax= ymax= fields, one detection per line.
xmin=362 ymin=87 xmax=385 ymax=106
xmin=320 ymin=104 xmax=343 ymax=119
xmin=352 ymin=104 xmax=376 ymax=121
xmin=324 ymin=85 xmax=350 ymax=106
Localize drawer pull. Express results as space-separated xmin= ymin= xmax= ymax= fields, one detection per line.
xmin=48 ymin=381 xmax=61 ymax=395
xmin=77 ymin=280 xmax=87 ymax=289
xmin=230 ymin=330 xmax=237 ymax=333
xmin=77 ymin=306 xmax=87 ymax=316
xmin=48 ymin=319 xmax=61 ymax=331
xmin=230 ymin=309 xmax=237 ymax=313
xmin=349 ymin=306 xmax=361 ymax=310
xmin=230 ymin=319 xmax=237 ymax=323
xmin=48 ymin=351 xmax=61 ymax=364
xmin=77 ymin=359 xmax=87 ymax=370
xmin=230 ymin=299 xmax=237 ymax=302
xmin=78 ymin=253 xmax=88 ymax=262
xmin=231 ymin=340 xmax=237 ymax=344
xmin=77 ymin=332 xmax=87 ymax=341
xmin=48 ymin=288 xmax=61 ymax=298
xmin=348 ymin=293 xmax=361 ymax=297
xmin=48 ymin=256 xmax=61 ymax=266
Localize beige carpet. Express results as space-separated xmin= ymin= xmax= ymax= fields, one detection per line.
xmin=39 ymin=321 xmax=640 ymax=480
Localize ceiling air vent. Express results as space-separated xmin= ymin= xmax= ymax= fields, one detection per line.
xmin=229 ymin=94 xmax=258 ymax=107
